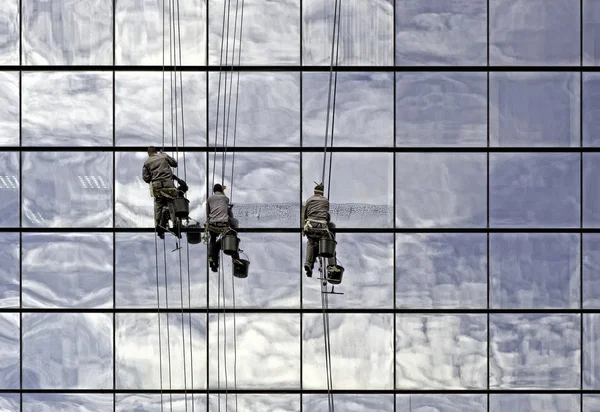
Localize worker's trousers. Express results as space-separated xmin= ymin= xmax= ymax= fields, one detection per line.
xmin=208 ymin=218 xmax=239 ymax=262
xmin=304 ymin=221 xmax=336 ymax=269
xmin=153 ymin=187 xmax=178 ymax=231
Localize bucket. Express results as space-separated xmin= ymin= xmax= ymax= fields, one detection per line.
xmin=186 ymin=223 xmax=202 ymax=244
xmin=222 ymin=233 xmax=239 ymax=256
xmin=173 ymin=196 xmax=189 ymax=218
xmin=233 ymin=259 xmax=250 ymax=278
xmin=327 ymin=265 xmax=344 ymax=285
xmin=318 ymin=237 xmax=336 ymax=258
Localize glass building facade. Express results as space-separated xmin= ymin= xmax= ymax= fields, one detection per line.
xmin=1 ymin=0 xmax=600 ymax=410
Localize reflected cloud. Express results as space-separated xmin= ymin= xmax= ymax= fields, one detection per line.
xmin=490 ymin=314 xmax=580 ymax=389
xmin=303 ymin=0 xmax=393 ymax=65
xmin=489 ymin=72 xmax=579 ymax=147
xmin=583 ymin=73 xmax=600 ymax=146
xmin=209 ymin=394 xmax=300 ymax=412
xmin=585 ymin=314 xmax=600 ymax=389
xmin=396 ymin=153 xmax=486 ymax=228
xmin=23 ymin=233 xmax=113 ymax=308
xmin=0 ymin=152 xmax=19 ymax=228
xmin=584 ymin=234 xmax=600 ymax=308
xmin=305 ymin=394 xmax=393 ymax=412
xmin=395 ymin=0 xmax=486 ymax=66
xmin=490 ymin=153 xmax=580 ymax=228
xmin=584 ymin=153 xmax=600 ymax=227
xmin=0 ymin=233 xmax=19 ymax=308
xmin=396 ymin=314 xmax=486 ymax=389
xmin=116 ymin=72 xmax=207 ymax=147
xmin=208 ymin=72 xmax=300 ymax=147
xmin=396 ymin=394 xmax=486 ymax=412
xmin=584 ymin=395 xmax=600 ymax=412
xmin=116 ymin=0 xmax=206 ymax=65
xmin=117 ymin=394 xmax=205 ymax=411
xmin=584 ymin=0 xmax=600 ymax=65
xmin=116 ymin=313 xmax=207 ymax=390
xmin=0 ymin=314 xmax=19 ymax=390
xmin=0 ymin=72 xmax=19 ymax=146
xmin=22 ymin=0 xmax=113 ymax=65
xmin=489 ymin=0 xmax=580 ymax=65
xmin=304 ymin=314 xmax=394 ymax=389
xmin=0 ymin=0 xmax=18 ymax=64
xmin=0 ymin=395 xmax=19 ymax=412
xmin=23 ymin=394 xmax=113 ymax=412
xmin=303 ymin=72 xmax=394 ymax=147
xmin=490 ymin=394 xmax=580 ymax=412
xmin=396 ymin=234 xmax=487 ymax=309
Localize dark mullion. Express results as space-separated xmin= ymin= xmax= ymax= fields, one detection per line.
xmin=1 ymin=64 xmax=598 ymax=72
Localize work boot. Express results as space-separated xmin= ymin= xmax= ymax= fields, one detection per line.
xmin=209 ymin=258 xmax=219 ymax=273
xmin=304 ymin=264 xmax=312 ymax=277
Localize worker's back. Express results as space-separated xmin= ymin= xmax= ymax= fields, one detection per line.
xmin=207 ymin=192 xmax=230 ymax=224
xmin=305 ymin=194 xmax=329 ymax=222
xmin=143 ymin=153 xmax=177 ymax=184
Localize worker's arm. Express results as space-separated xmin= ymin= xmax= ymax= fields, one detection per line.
xmin=165 ymin=153 xmax=178 ymax=167
xmin=142 ymin=164 xmax=152 ymax=183
xmin=205 ymin=200 xmax=210 ymax=223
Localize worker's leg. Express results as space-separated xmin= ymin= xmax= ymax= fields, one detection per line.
xmin=304 ymin=234 xmax=318 ymax=272
xmin=326 ymin=222 xmax=339 ymax=271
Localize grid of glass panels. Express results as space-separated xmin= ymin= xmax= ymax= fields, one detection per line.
xmin=1 ymin=0 xmax=600 ymax=410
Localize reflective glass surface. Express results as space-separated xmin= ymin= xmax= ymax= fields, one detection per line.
xmin=304 ymin=72 xmax=393 ymax=147
xmin=0 ymin=0 xmax=18 ymax=65
xmin=489 ymin=314 xmax=580 ymax=389
xmin=396 ymin=234 xmax=487 ymax=309
xmin=210 ymin=394 xmax=299 ymax=412
xmin=396 ymin=72 xmax=487 ymax=147
xmin=22 ymin=394 xmax=113 ymax=412
xmin=489 ymin=0 xmax=580 ymax=65
xmin=0 ymin=314 xmax=19 ymax=390
xmin=22 ymin=72 xmax=113 ymax=146
xmin=396 ymin=395 xmax=486 ymax=412
xmin=22 ymin=151 xmax=113 ymax=228
xmin=584 ymin=153 xmax=600 ymax=227
xmin=489 ymin=394 xmax=580 ymax=412
xmin=584 ymin=0 xmax=600 ymax=65
xmin=396 ymin=153 xmax=487 ymax=228
xmin=585 ymin=395 xmax=600 ymax=411
xmin=0 ymin=233 xmax=19 ymax=308
xmin=306 ymin=394 xmax=393 ymax=411
xmin=303 ymin=152 xmax=393 ymax=228
xmin=0 ymin=395 xmax=19 ymax=412
xmin=489 ymin=153 xmax=580 ymax=228
xmin=116 ymin=72 xmax=207 ymax=147
xmin=0 ymin=72 xmax=19 ymax=146
xmin=0 ymin=152 xmax=19 ymax=228
xmin=585 ymin=313 xmax=600 ymax=389
xmin=395 ymin=0 xmax=487 ymax=66
xmin=489 ymin=72 xmax=580 ymax=147
xmin=116 ymin=0 xmax=207 ymax=65
xmin=209 ymin=0 xmax=299 ymax=65
xmin=584 ymin=234 xmax=600 ymax=308
xmin=22 ymin=0 xmax=113 ymax=65
xmin=583 ymin=73 xmax=600 ymax=146
xmin=209 ymin=72 xmax=300 ymax=147
xmin=22 ymin=233 xmax=113 ymax=308
xmin=117 ymin=394 xmax=205 ymax=412
xmin=303 ymin=0 xmax=393 ymax=65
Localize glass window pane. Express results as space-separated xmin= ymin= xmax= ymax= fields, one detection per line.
xmin=0 ymin=395 xmax=19 ymax=412
xmin=584 ymin=234 xmax=600 ymax=308
xmin=209 ymin=72 xmax=300 ymax=147
xmin=116 ymin=313 xmax=207 ymax=390
xmin=396 ymin=314 xmax=486 ymax=389
xmin=116 ymin=233 xmax=207 ymax=308
xmin=116 ymin=72 xmax=207 ymax=147
xmin=396 ymin=72 xmax=486 ymax=147
xmin=22 ymin=72 xmax=112 ymax=146
xmin=23 ymin=313 xmax=113 ymax=389
xmin=490 ymin=314 xmax=580 ymax=389
xmin=490 ymin=233 xmax=580 ymax=309
xmin=116 ymin=0 xmax=206 ymax=65
xmin=584 ymin=0 xmax=600 ymax=65
xmin=395 ymin=0 xmax=486 ymax=66
xmin=116 ymin=151 xmax=206 ymax=228
xmin=585 ymin=395 xmax=600 ymax=411
xmin=303 ymin=0 xmax=393 ymax=65
xmin=22 ymin=0 xmax=113 ymax=65
xmin=210 ymin=313 xmax=300 ymax=389
xmin=23 ymin=233 xmax=113 ymax=309
xmin=209 ymin=0 xmax=299 ymax=65
xmin=584 ymin=153 xmax=600 ymax=227
xmin=0 ymin=0 xmax=18 ymax=65
xmin=489 ymin=0 xmax=580 ymax=65
xmin=0 ymin=72 xmax=18 ymax=146
xmin=490 ymin=153 xmax=580 ymax=228
xmin=117 ymin=394 xmax=205 ymax=412
xmin=490 ymin=72 xmax=580 ymax=147
xmin=303 ymin=72 xmax=394 ymax=147
xmin=583 ymin=73 xmax=600 ymax=146
xmin=23 ymin=394 xmax=113 ymax=412
xmin=0 ymin=314 xmax=19 ymax=390
xmin=585 ymin=313 xmax=600 ymax=389
xmin=303 ymin=152 xmax=393 ymax=228
xmin=0 ymin=152 xmax=19 ymax=228
xmin=23 ymin=152 xmax=113 ymax=228
xmin=396 ymin=153 xmax=487 ymax=228
xmin=305 ymin=394 xmax=393 ymax=411
xmin=209 ymin=233 xmax=300 ymax=309
xmin=490 ymin=394 xmax=580 ymax=412
xmin=210 ymin=152 xmax=300 ymax=228
xmin=303 ymin=233 xmax=394 ymax=309
xmin=396 ymin=395 xmax=486 ymax=412
xmin=396 ymin=234 xmax=487 ymax=309
xmin=0 ymin=233 xmax=19 ymax=308
xmin=210 ymin=394 xmax=300 ymax=412
xmin=304 ymin=313 xmax=394 ymax=389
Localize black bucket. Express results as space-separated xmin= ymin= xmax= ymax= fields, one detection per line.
xmin=186 ymin=224 xmax=202 ymax=244
xmin=173 ymin=196 xmax=189 ymax=218
xmin=233 ymin=259 xmax=250 ymax=278
xmin=222 ymin=233 xmax=239 ymax=256
xmin=327 ymin=265 xmax=344 ymax=285
xmin=318 ymin=237 xmax=336 ymax=258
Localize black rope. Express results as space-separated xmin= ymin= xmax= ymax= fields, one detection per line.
xmin=154 ymin=235 xmax=165 ymax=412
xmin=231 ymin=261 xmax=239 ymax=411
xmin=220 ymin=0 xmax=234 ymax=182
xmin=163 ymin=242 xmax=175 ymax=411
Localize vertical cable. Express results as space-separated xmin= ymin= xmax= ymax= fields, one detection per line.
xmin=299 ymin=0 xmax=304 ymax=400
xmin=111 ymin=0 xmax=116 ymax=404
xmin=580 ymin=0 xmax=584 ymax=404
xmin=155 ymin=234 xmax=165 ymax=412
xmin=205 ymin=1 xmax=210 ymax=410
xmin=163 ymin=243 xmax=174 ymax=412
xmin=486 ymin=0 xmax=491 ymax=407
